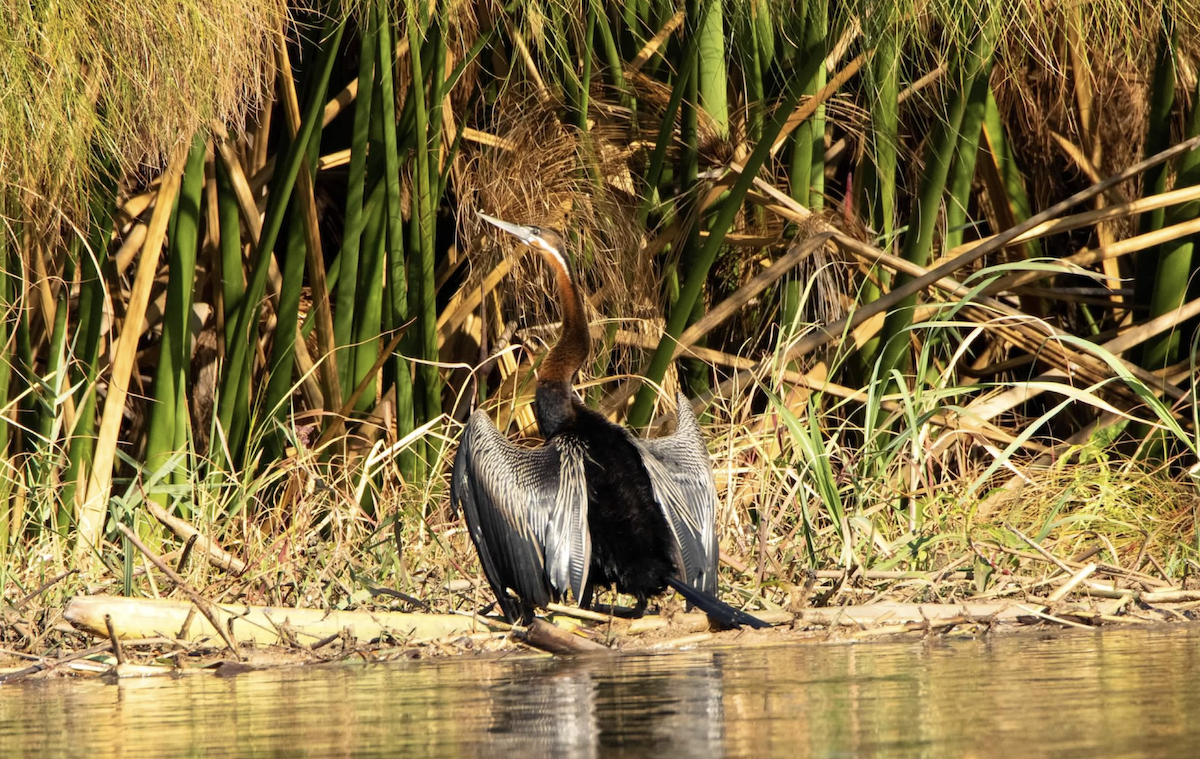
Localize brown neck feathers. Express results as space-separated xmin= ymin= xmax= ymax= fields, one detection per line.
xmin=538 ymin=255 xmax=590 ymax=388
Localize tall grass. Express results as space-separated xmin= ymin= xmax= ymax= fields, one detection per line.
xmin=3 ymin=0 xmax=1200 ymax=613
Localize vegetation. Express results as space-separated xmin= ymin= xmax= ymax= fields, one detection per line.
xmin=3 ymin=0 xmax=1200 ymax=643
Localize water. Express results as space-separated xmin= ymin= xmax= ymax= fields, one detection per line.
xmin=3 ymin=625 xmax=1199 ymax=758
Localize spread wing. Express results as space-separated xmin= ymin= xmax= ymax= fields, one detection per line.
xmin=631 ymin=392 xmax=720 ymax=595
xmin=450 ymin=410 xmax=590 ymax=621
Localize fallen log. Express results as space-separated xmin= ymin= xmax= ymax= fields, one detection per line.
xmin=65 ymin=595 xmax=488 ymax=647
xmin=519 ymin=619 xmax=613 ymax=655
xmin=796 ymin=602 xmax=1036 ymax=626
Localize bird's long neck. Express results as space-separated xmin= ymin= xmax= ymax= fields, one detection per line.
xmin=535 ymin=254 xmax=590 ymax=437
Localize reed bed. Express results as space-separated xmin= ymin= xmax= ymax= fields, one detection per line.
xmin=3 ymin=0 xmax=1200 ymax=661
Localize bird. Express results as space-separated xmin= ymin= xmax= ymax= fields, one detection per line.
xmin=450 ymin=211 xmax=768 ymax=629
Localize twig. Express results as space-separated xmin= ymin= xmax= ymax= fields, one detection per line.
xmin=1014 ymin=604 xmax=1094 ymax=630
xmin=14 ymin=569 xmax=78 ymax=611
xmin=1140 ymin=589 xmax=1200 ymax=604
xmin=546 ymin=603 xmax=619 ymax=624
xmin=648 ymin=633 xmax=713 ymax=650
xmin=116 ymin=523 xmax=241 ymax=659
xmin=1047 ymin=563 xmax=1097 ymax=604
xmin=177 ymin=534 xmax=198 ymax=573
xmin=1006 ymin=524 xmax=1074 ymax=574
xmin=144 ymin=501 xmax=247 ymax=574
xmin=104 ymin=614 xmax=125 ymax=666
xmin=0 ymin=642 xmax=113 ymax=685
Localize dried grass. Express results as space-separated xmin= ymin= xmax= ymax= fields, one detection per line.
xmin=0 ymin=0 xmax=284 ymax=235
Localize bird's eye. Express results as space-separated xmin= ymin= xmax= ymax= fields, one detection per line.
xmin=530 ymin=226 xmax=542 ymax=235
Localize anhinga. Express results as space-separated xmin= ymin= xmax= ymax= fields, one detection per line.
xmin=451 ymin=211 xmax=767 ymax=629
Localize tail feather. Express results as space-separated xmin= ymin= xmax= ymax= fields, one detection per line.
xmin=667 ymin=578 xmax=771 ymax=630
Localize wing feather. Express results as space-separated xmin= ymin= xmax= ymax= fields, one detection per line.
xmin=631 ymin=393 xmax=720 ymax=595
xmin=450 ymin=411 xmax=590 ymax=620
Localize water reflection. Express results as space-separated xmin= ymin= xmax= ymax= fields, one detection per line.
xmin=3 ymin=626 xmax=1200 ymax=758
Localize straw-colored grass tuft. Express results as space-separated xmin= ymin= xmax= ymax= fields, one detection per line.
xmin=0 ymin=0 xmax=284 ymax=233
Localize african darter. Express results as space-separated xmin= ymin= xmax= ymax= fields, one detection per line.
xmin=451 ymin=212 xmax=767 ymax=629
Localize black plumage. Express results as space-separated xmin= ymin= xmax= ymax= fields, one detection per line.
xmin=450 ymin=212 xmax=768 ymax=629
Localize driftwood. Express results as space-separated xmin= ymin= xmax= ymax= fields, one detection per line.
xmin=65 ymin=595 xmax=486 ymax=647
xmin=796 ymin=602 xmax=1036 ymax=626
xmin=519 ymin=619 xmax=613 ymax=655
xmin=145 ymin=501 xmax=246 ymax=574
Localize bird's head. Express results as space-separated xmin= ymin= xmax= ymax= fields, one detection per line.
xmin=477 ymin=211 xmax=573 ymax=282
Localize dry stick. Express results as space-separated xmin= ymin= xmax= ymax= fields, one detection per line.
xmin=322 ymin=39 xmax=410 ymax=127
xmin=1141 ymin=589 xmax=1200 ymax=603
xmin=980 ymin=542 xmax=1169 ymax=587
xmin=940 ymin=183 xmax=1200 ymax=263
xmin=507 ymin=22 xmax=550 ymax=100
xmin=177 ymin=534 xmax=198 ymax=572
xmin=144 ymin=500 xmax=247 ymax=574
xmin=955 ymin=288 xmax=1200 ymax=435
xmin=116 ymin=523 xmax=241 ymax=658
xmin=649 ymin=633 xmax=714 ymax=650
xmin=546 ymin=602 xmax=619 ymax=624
xmin=826 ymin=65 xmax=946 ymax=164
xmin=988 ymin=214 xmax=1200 ymax=294
xmin=1006 ymin=523 xmax=1075 ymax=575
xmin=0 ymin=642 xmax=113 ymax=685
xmin=1047 ymin=563 xmax=1097 ymax=604
xmin=629 ymin=9 xmax=685 ymax=72
xmin=519 ymin=619 xmax=611 ymax=655
xmin=770 ymin=53 xmax=869 ymax=157
xmin=437 ymin=249 xmax=525 ymax=347
xmin=104 ymin=614 xmax=125 ymax=666
xmin=78 ymin=152 xmax=186 ymax=555
xmin=213 ymin=127 xmax=323 ymax=408
xmin=1014 ymin=604 xmax=1094 ymax=630
xmin=689 ymin=135 xmax=1200 ymax=417
xmin=750 ymin=169 xmax=1188 ymax=402
xmin=829 ymin=233 xmax=1176 ymax=404
xmin=14 ymin=569 xmax=78 ymax=611
xmin=674 ymin=232 xmax=836 ymax=356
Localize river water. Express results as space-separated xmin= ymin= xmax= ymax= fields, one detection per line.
xmin=3 ymin=625 xmax=1198 ymax=758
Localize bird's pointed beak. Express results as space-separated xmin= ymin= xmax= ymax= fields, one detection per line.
xmin=478 ymin=210 xmax=539 ymax=245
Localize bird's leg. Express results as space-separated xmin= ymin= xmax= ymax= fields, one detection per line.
xmin=579 ymin=581 xmax=595 ymax=610
xmin=632 ymin=595 xmax=648 ymax=619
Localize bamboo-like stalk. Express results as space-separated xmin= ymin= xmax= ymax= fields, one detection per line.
xmin=635 ymin=29 xmax=698 ymax=226
xmin=851 ymin=21 xmax=899 ymax=373
xmin=696 ymin=0 xmax=728 ymax=138
xmin=407 ymin=1 xmax=442 ymax=471
xmin=627 ymin=54 xmax=817 ymax=428
xmin=334 ymin=12 xmax=377 ymax=402
xmin=214 ymin=20 xmax=345 ymax=464
xmin=145 ymin=132 xmax=207 ymax=512
xmin=877 ymin=12 xmax=999 ymax=383
xmin=274 ymin=23 xmax=342 ymax=420
xmin=374 ymin=0 xmax=415 ymax=480
xmin=677 ymin=0 xmax=707 ymax=399
xmin=0 ymin=194 xmax=10 ymax=548
xmin=790 ymin=0 xmax=827 ymax=210
xmin=1143 ymin=78 xmax=1200 ymax=371
xmin=262 ymin=135 xmax=315 ymax=435
xmin=1134 ymin=12 xmax=1178 ymax=311
xmin=689 ymin=136 xmax=1200 ymax=420
xmin=945 ymin=73 xmax=991 ymax=251
xmin=79 ymin=151 xmax=186 ymax=555
xmin=215 ymin=161 xmax=246 ymax=353
xmin=353 ymin=178 xmax=389 ymax=413
xmin=61 ymin=174 xmax=116 ymax=517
